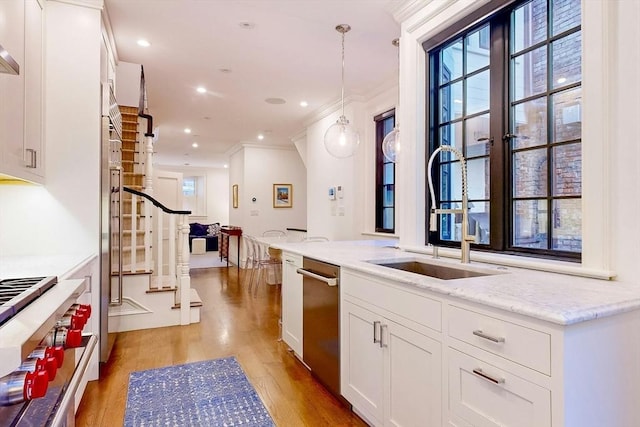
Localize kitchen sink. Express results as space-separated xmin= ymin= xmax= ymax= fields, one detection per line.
xmin=371 ymin=260 xmax=498 ymax=280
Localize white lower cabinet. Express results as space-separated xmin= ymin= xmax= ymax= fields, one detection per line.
xmin=448 ymin=348 xmax=551 ymax=427
xmin=281 ymin=252 xmax=302 ymax=357
xmin=341 ymin=299 xmax=442 ymax=427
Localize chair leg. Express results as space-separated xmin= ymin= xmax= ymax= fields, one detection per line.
xmin=254 ymin=266 xmax=263 ymax=297
xmin=247 ymin=262 xmax=256 ymax=293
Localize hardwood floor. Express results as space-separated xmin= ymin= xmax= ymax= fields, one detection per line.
xmin=75 ymin=267 xmax=367 ymax=426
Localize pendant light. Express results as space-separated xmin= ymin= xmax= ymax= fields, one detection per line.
xmin=382 ymin=38 xmax=400 ymax=163
xmin=324 ymin=24 xmax=360 ymax=158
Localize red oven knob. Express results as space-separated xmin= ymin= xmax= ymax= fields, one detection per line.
xmin=42 ymin=328 xmax=83 ymax=348
xmin=18 ymin=357 xmax=58 ymax=381
xmin=29 ymin=346 xmax=64 ymax=368
xmin=70 ymin=304 xmax=91 ymax=319
xmin=56 ymin=313 xmax=87 ymax=330
xmin=0 ymin=370 xmax=48 ymax=406
xmin=23 ymin=371 xmax=48 ymax=400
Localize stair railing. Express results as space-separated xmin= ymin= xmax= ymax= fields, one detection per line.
xmin=123 ymin=187 xmax=194 ymax=325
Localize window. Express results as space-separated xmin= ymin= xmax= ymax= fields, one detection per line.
xmin=183 ymin=175 xmax=206 ymax=217
xmin=426 ymin=0 xmax=581 ymax=259
xmin=375 ymin=110 xmax=395 ymax=233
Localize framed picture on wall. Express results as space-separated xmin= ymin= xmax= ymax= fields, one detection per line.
xmin=232 ymin=184 xmax=238 ymax=208
xmin=273 ymin=184 xmax=293 ymax=208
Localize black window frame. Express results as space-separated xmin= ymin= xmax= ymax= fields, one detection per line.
xmin=424 ymin=0 xmax=582 ymax=261
xmin=375 ymin=109 xmax=396 ymax=234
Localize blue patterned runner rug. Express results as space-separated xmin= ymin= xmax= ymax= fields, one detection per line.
xmin=124 ymin=356 xmax=275 ymax=426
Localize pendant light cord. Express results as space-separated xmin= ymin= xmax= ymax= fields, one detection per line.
xmin=341 ymin=31 xmax=345 ymax=117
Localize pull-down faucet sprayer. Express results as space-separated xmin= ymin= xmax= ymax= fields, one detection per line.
xmin=427 ymin=145 xmax=476 ymax=264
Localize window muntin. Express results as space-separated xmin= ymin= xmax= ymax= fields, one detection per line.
xmin=375 ymin=111 xmax=396 ymax=233
xmin=427 ymin=0 xmax=581 ymax=258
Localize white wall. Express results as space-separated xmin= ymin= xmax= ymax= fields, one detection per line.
xmin=306 ymin=101 xmax=365 ymax=240
xmin=115 ymin=61 xmax=141 ymax=108
xmin=228 ymin=144 xmax=306 ymax=265
xmin=156 ymin=165 xmax=229 ymax=225
xmin=229 ymin=145 xmax=307 ymax=236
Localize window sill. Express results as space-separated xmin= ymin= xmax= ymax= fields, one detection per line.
xmin=361 ymin=231 xmax=400 ymax=239
xmin=400 ymin=244 xmax=615 ymax=280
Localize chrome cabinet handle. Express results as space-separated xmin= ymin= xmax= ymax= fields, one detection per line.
xmin=373 ymin=320 xmax=381 ymax=344
xmin=473 ymin=329 xmax=505 ymax=343
xmin=285 ymin=259 xmax=296 ymax=264
xmin=472 ymin=368 xmax=505 ymax=385
xmin=380 ymin=324 xmax=388 ymax=348
xmin=26 ymin=148 xmax=36 ymax=168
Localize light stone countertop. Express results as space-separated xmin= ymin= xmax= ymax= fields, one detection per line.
xmin=272 ymin=239 xmax=640 ymax=326
xmin=0 ymin=252 xmax=96 ymax=281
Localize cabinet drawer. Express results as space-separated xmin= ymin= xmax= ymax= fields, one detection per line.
xmin=448 ymin=348 xmax=551 ymax=427
xmin=343 ymin=271 xmax=441 ymax=332
xmin=448 ymin=305 xmax=550 ymax=375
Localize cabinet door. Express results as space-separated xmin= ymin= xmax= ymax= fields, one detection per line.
xmin=341 ymin=300 xmax=384 ymax=425
xmin=281 ymin=254 xmax=303 ymax=356
xmin=448 ymin=348 xmax=551 ymax=427
xmin=384 ymin=319 xmax=441 ymax=427
xmin=0 ymin=0 xmax=25 ymax=176
xmin=23 ymin=0 xmax=44 ymax=178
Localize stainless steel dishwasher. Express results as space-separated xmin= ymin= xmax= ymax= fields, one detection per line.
xmin=297 ymin=257 xmax=341 ymax=400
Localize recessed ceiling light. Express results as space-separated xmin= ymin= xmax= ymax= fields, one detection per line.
xmin=265 ymin=97 xmax=286 ymax=105
xmin=238 ymin=22 xmax=255 ymax=29
xmin=258 ymin=134 xmax=264 ymax=140
xmin=300 ymin=101 xmax=308 ymax=107
xmin=184 ymin=128 xmax=191 ymax=134
xmin=192 ymin=142 xmax=199 ymax=148
xmin=137 ymin=39 xmax=151 ymax=47
xmin=196 ymin=87 xmax=206 ymax=94
xmin=223 ymin=164 xmax=228 ymax=168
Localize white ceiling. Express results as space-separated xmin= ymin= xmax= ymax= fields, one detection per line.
xmin=104 ymin=0 xmax=402 ymax=168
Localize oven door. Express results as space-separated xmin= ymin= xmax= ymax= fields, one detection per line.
xmin=0 ymin=334 xmax=97 ymax=427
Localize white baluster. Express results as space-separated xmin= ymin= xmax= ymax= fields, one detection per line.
xmin=130 ymin=194 xmax=138 ymax=271
xmin=144 ymin=199 xmax=151 ymax=272
xmin=155 ymin=206 xmax=163 ymax=289
xmin=178 ymin=215 xmax=191 ymax=325
xmin=168 ymin=214 xmax=176 ymax=289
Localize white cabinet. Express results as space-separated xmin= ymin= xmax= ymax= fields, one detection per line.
xmin=0 ymin=0 xmax=44 ymax=183
xmin=448 ymin=348 xmax=551 ymax=427
xmin=341 ymin=272 xmax=442 ymax=427
xmin=281 ymin=252 xmax=303 ymax=357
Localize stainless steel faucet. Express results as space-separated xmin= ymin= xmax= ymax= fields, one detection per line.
xmin=427 ymin=146 xmax=476 ymax=264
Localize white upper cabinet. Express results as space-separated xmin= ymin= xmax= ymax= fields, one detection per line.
xmin=0 ymin=0 xmax=44 ymax=183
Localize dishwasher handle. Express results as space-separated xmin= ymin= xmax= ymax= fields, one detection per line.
xmin=297 ymin=268 xmax=338 ymax=287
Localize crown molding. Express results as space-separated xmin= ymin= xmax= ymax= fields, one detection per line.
xmin=392 ymin=0 xmax=434 ymax=23
xmin=101 ymin=2 xmax=119 ymax=63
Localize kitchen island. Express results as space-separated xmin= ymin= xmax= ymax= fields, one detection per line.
xmin=273 ymin=239 xmax=640 ymax=427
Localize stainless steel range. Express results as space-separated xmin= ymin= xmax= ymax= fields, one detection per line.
xmin=0 ymin=277 xmax=57 ymax=326
xmin=0 ymin=275 xmax=96 ymax=427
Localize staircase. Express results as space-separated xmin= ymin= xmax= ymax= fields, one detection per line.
xmin=107 ymin=101 xmax=200 ymax=333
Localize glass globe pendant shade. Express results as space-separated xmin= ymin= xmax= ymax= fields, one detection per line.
xmin=382 ymin=126 xmax=400 ymax=163
xmin=324 ymin=115 xmax=360 ymax=158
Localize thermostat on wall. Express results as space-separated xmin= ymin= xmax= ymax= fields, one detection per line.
xmin=328 ymin=187 xmax=336 ymax=200
xmin=337 ymin=185 xmax=343 ymax=199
